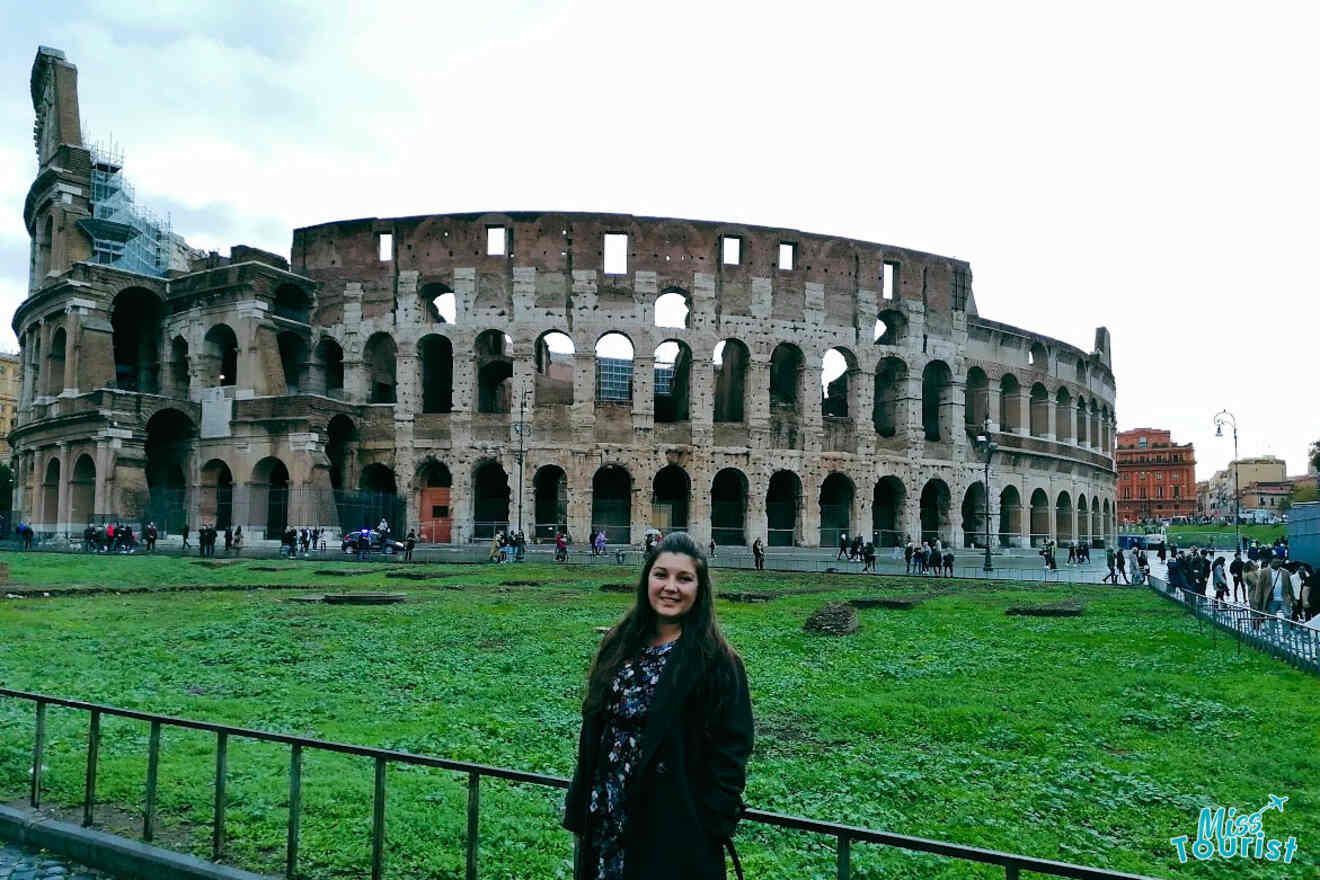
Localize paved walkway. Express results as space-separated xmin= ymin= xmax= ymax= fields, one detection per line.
xmin=0 ymin=842 xmax=111 ymax=879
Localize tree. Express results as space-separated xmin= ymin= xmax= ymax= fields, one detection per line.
xmin=0 ymin=463 xmax=11 ymax=512
xmin=1291 ymin=484 xmax=1318 ymax=507
xmin=1310 ymin=439 xmax=1320 ymax=474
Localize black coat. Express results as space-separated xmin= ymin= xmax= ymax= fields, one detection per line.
xmin=564 ymin=634 xmax=754 ymax=880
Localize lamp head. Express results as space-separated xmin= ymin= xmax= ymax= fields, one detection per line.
xmin=1215 ymin=424 xmax=1222 ymax=438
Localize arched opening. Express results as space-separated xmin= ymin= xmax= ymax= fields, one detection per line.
xmin=111 ymin=288 xmax=162 ymax=393
xmin=1029 ymin=383 xmax=1049 ymax=437
xmin=169 ymin=336 xmax=190 ymax=398
xmin=199 ymin=459 xmax=234 ymax=530
xmin=1091 ymin=499 xmax=1101 ymax=544
xmin=1055 ymin=387 xmax=1073 ymax=442
xmin=327 ymin=415 xmax=357 ymax=529
xmin=821 ymin=348 xmax=859 ymax=418
xmin=421 ymin=283 xmax=456 ymax=324
xmin=204 ymin=324 xmax=238 ymax=387
xmin=874 ymin=308 xmax=906 ymax=345
xmin=872 ymin=476 xmax=904 ymax=547
xmin=1077 ymin=495 xmax=1090 ymax=547
xmin=277 ymin=331 xmax=308 ymax=394
xmin=766 ymin=470 xmax=802 ymax=547
xmin=37 ymin=216 xmax=53 ymax=282
xmin=652 ymin=465 xmax=690 ymax=532
xmin=46 ymin=328 xmax=66 ymax=396
xmin=419 ymin=334 xmax=454 ymax=413
xmin=965 ymin=367 xmax=988 ymax=429
xmin=534 ymin=331 xmax=575 ymax=407
xmin=818 ymin=472 xmax=855 ymax=548
xmin=358 ymin=462 xmax=403 ymax=535
xmin=417 ymin=459 xmax=453 ymax=543
xmin=998 ymin=485 xmax=1022 ymax=547
xmin=654 ymin=289 xmax=689 ymax=329
xmin=364 ymin=332 xmax=397 ymax=404
xmin=1076 ymin=397 xmax=1088 ymax=446
xmin=1028 ymin=342 xmax=1047 ymax=368
xmin=475 ymin=330 xmax=514 ymax=412
xmin=273 ymin=284 xmax=311 ymax=323
xmin=919 ymin=479 xmax=951 ymax=545
xmin=594 ymin=333 xmax=634 ymax=404
xmin=1056 ymin=491 xmax=1073 ymax=543
xmin=1102 ymin=406 xmax=1112 ymax=453
xmin=921 ymin=361 xmax=953 ymax=442
xmin=592 ymin=465 xmax=632 ymax=544
xmin=873 ymin=357 xmax=907 ymax=438
xmin=961 ymin=481 xmax=988 ymax=549
xmin=315 ymin=338 xmax=344 ymax=398
xmin=1029 ymin=489 xmax=1050 ymax=547
xmin=473 ymin=461 xmax=510 ymax=539
xmin=653 ymin=341 xmax=692 ymax=422
xmin=145 ymin=409 xmax=194 ymax=533
xmin=712 ymin=339 xmax=748 ymax=423
xmin=1103 ymin=499 xmax=1112 ymax=546
xmin=252 ymin=457 xmax=291 ymax=539
xmin=533 ymin=465 xmax=567 ymax=541
xmin=1089 ymin=402 xmax=1101 ymax=451
xmin=999 ymin=374 xmax=1021 ymax=433
xmin=1076 ymin=359 xmax=1088 ymax=384
xmin=770 ymin=342 xmax=805 ymax=449
xmin=70 ymin=454 xmax=95 ymax=525
xmin=42 ymin=458 xmax=60 ymax=526
xmin=710 ymin=468 xmax=749 ymax=546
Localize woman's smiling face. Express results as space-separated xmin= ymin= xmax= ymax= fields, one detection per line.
xmin=648 ymin=551 xmax=699 ymax=622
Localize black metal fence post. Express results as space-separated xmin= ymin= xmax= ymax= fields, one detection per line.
xmin=30 ymin=700 xmax=46 ymax=808
xmin=287 ymin=743 xmax=303 ymax=880
xmin=466 ymin=771 xmax=480 ymax=880
xmin=213 ymin=731 xmax=228 ymax=860
xmin=144 ymin=720 xmax=161 ymax=841
xmin=371 ymin=757 xmax=387 ymax=880
xmin=83 ymin=709 xmax=100 ymax=826
xmin=836 ymin=835 xmax=851 ymax=880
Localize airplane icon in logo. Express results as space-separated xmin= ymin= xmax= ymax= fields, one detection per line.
xmin=1266 ymin=794 xmax=1288 ymax=813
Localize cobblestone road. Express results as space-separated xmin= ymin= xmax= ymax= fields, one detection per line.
xmin=0 ymin=842 xmax=112 ymax=880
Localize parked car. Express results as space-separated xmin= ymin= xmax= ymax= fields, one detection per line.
xmin=340 ymin=528 xmax=404 ymax=555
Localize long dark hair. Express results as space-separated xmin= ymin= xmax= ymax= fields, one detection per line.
xmin=584 ymin=532 xmax=738 ymax=715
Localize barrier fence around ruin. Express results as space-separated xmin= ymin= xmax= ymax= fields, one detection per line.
xmin=1146 ymin=576 xmax=1319 ymax=674
xmin=0 ymin=688 xmax=1161 ymax=880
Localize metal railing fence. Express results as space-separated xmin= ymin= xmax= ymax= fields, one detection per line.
xmin=0 ymin=688 xmax=1161 ymax=880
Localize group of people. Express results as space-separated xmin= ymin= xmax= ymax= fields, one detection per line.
xmin=488 ymin=529 xmax=526 ymax=563
xmin=194 ymin=523 xmax=240 ymax=556
xmin=280 ymin=527 xmax=330 ymax=558
xmin=904 ymin=537 xmax=955 ymax=576
xmin=1169 ymin=548 xmax=1318 ymax=623
xmin=1102 ymin=544 xmax=1149 ymax=585
xmin=81 ymin=521 xmax=154 ymax=553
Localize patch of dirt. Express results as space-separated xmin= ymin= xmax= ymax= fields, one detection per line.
xmin=849 ymin=596 xmax=924 ymax=610
xmin=1006 ymin=602 xmax=1085 ymax=617
xmin=719 ymin=591 xmax=774 ymax=603
xmin=599 ymin=583 xmax=633 ymax=593
xmin=314 ymin=569 xmax=360 ymax=576
xmin=4 ymin=584 xmax=327 ymax=598
xmin=4 ymin=797 xmax=200 ymax=857
xmin=500 ymin=580 xmax=539 ymax=587
xmin=803 ymin=603 xmax=858 ymax=635
xmin=247 ymin=565 xmax=296 ymax=572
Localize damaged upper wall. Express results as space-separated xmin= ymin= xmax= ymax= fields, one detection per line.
xmin=32 ymin=46 xmax=82 ymax=167
xmin=292 ymin=212 xmax=974 ymax=334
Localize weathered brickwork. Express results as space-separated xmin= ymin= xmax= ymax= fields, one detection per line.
xmin=11 ymin=47 xmax=1118 ymax=548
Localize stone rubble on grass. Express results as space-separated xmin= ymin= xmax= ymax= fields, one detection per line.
xmin=803 ymin=603 xmax=858 ymax=635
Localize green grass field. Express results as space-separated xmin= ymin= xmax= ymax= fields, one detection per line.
xmin=1164 ymin=524 xmax=1287 ymax=545
xmin=0 ymin=555 xmax=1315 ymax=879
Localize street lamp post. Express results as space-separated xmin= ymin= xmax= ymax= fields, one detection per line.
xmin=1214 ymin=409 xmax=1239 ymax=552
xmin=975 ymin=419 xmax=997 ymax=572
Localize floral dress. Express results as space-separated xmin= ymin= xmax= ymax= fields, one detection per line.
xmin=588 ymin=640 xmax=676 ymax=880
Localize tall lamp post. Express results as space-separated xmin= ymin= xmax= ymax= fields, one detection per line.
xmin=975 ymin=419 xmax=998 ymax=572
xmin=1214 ymin=409 xmax=1239 ymax=552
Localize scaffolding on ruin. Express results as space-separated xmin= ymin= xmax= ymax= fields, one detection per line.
xmin=78 ymin=140 xmax=177 ymax=278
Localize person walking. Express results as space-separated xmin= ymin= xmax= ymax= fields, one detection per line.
xmin=563 ymin=533 xmax=753 ymax=880
xmin=1103 ymin=546 xmax=1118 ymax=584
xmin=1115 ymin=546 xmax=1129 ymax=584
xmin=862 ymin=540 xmax=876 ymax=573
xmin=836 ymin=532 xmax=849 ymax=560
xmin=1212 ymin=556 xmax=1228 ymax=601
xmin=232 ymin=525 xmax=242 ymax=556
xmin=556 ymin=531 xmax=569 ymax=562
xmin=224 ymin=526 xmax=233 ymax=553
xmin=904 ymin=539 xmax=915 ymax=574
xmin=1230 ymin=551 xmax=1246 ymax=602
xmin=181 ymin=523 xmax=190 ymax=550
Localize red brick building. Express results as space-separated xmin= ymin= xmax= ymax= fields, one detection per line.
xmin=1116 ymin=428 xmax=1196 ymax=524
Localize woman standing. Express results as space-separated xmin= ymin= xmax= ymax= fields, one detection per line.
xmin=564 ymin=532 xmax=753 ymax=880
xmin=751 ymin=537 xmax=765 ymax=571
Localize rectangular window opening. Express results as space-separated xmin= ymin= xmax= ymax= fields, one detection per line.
xmin=378 ymin=233 xmax=392 ymax=262
xmin=721 ymin=236 xmax=741 ymax=266
xmin=882 ymin=261 xmax=898 ymax=300
xmin=952 ymin=267 xmax=969 ymax=311
xmin=487 ymin=226 xmax=506 ymax=256
xmin=603 ymin=233 xmax=628 ymax=275
xmin=778 ymin=242 xmax=795 ymax=271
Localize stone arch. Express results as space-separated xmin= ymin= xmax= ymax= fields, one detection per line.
xmin=45 ymin=326 xmax=65 ymax=396
xmin=1091 ymin=497 xmax=1101 ymax=543
xmin=873 ymin=356 xmax=907 ymax=438
xmin=766 ymin=469 xmax=803 ymax=547
xmin=654 ymin=340 xmax=692 ymax=422
xmin=818 ymin=472 xmax=855 ymax=547
xmin=652 ymin=464 xmax=690 ymax=532
xmin=277 ymin=330 xmax=309 ymax=394
xmin=921 ymin=361 xmax=953 ymax=442
xmin=326 ymin=414 xmax=357 ymax=492
xmin=42 ymin=457 xmax=60 ymax=527
xmin=534 ymin=330 xmax=575 ymax=407
xmin=1056 ymin=490 xmax=1073 ymax=543
xmin=473 ymin=459 xmax=510 ymax=538
xmin=965 ymin=366 xmax=988 ymax=428
xmin=1029 ymin=382 xmax=1049 ymax=437
xmin=421 ymin=282 xmax=456 ymax=324
xmin=713 ymin=339 xmax=749 ymax=423
xmin=1075 ymin=359 xmax=1088 ymax=384
xmin=169 ymin=335 xmax=190 ymax=398
xmin=1028 ymin=341 xmax=1048 ymax=368
xmin=961 ymin=481 xmax=988 ymax=548
xmin=315 ymin=337 xmax=345 ymax=398
xmin=364 ymin=332 xmax=397 ymax=404
xmin=145 ymin=408 xmax=194 ymax=532
xmin=251 ymin=456 xmax=291 ymax=539
xmin=111 ymin=287 xmax=162 ymax=393
xmin=70 ymin=454 xmax=95 ymax=525
xmin=199 ymin=458 xmax=235 ymax=530
xmin=203 ymin=323 xmax=239 ymax=387
xmin=654 ymin=288 xmax=690 ymax=330
xmin=770 ymin=342 xmax=806 ymax=449
xmin=1076 ymin=396 xmax=1088 ymax=446
xmin=919 ymin=478 xmax=951 ymax=545
xmin=594 ymin=332 xmax=634 ymax=404
xmin=1054 ymin=387 xmax=1073 ymax=442
xmin=999 ymin=374 xmax=1021 ymax=432
xmin=416 ymin=459 xmax=453 ymax=543
xmin=1089 ymin=400 xmax=1100 ymax=449
xmin=419 ymin=333 xmax=454 ymax=413
xmin=358 ymin=462 xmax=403 ymax=534
xmin=1029 ymin=488 xmax=1050 ymax=547
xmin=1077 ymin=494 xmax=1090 ymax=546
xmin=710 ymin=468 xmax=749 ymax=546
xmin=998 ymin=485 xmax=1022 ymax=547
xmin=821 ymin=346 xmax=859 ymax=420
xmin=874 ymin=308 xmax=907 ymax=345
xmin=592 ymin=464 xmax=632 ymax=544
xmin=872 ymin=476 xmax=905 ymax=547
xmin=532 ymin=464 xmax=567 ymax=540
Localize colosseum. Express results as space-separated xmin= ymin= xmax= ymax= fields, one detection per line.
xmin=13 ymin=46 xmax=1118 ymax=550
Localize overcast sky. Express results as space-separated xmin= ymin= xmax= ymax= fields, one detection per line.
xmin=2 ymin=0 xmax=1317 ymax=480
